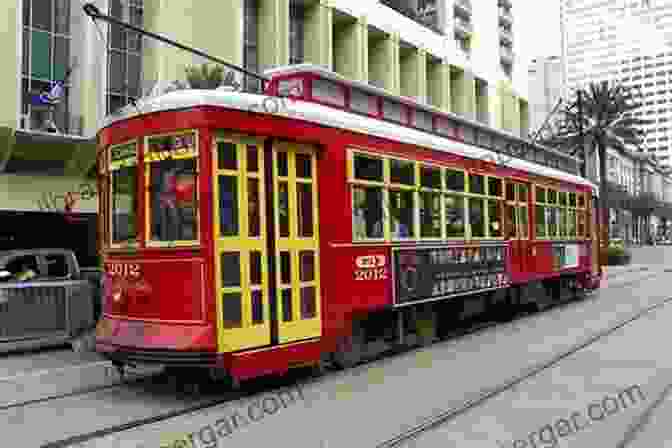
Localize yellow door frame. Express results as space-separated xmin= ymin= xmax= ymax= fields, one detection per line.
xmin=272 ymin=141 xmax=322 ymax=344
xmin=212 ymin=134 xmax=271 ymax=352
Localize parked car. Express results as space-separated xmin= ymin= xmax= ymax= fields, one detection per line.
xmin=0 ymin=249 xmax=103 ymax=353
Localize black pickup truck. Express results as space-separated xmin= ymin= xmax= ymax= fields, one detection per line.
xmin=0 ymin=248 xmax=103 ymax=353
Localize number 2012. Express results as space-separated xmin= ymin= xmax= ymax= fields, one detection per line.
xmin=354 ymin=268 xmax=387 ymax=281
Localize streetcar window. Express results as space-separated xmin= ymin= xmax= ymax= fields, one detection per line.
xmin=277 ymin=152 xmax=289 ymax=177
xmin=217 ymin=142 xmax=237 ymax=170
xmin=280 ymin=252 xmax=291 ymax=285
xmin=109 ymin=142 xmax=138 ymax=246
xmin=301 ymin=286 xmax=317 ymax=319
xmin=578 ymin=193 xmax=586 ymax=208
xmin=469 ymin=198 xmax=485 ymax=238
xmin=251 ymin=291 xmax=264 ymax=324
xmin=221 ymin=252 xmax=241 ymax=287
xmin=279 ymin=182 xmax=290 ymax=237
xmin=506 ymin=183 xmax=515 ymax=202
xmin=568 ymin=192 xmax=576 ymax=207
xmin=299 ymin=251 xmax=315 ymax=282
xmin=518 ymin=184 xmax=528 ymax=202
xmin=535 ymin=205 xmax=546 ymax=237
xmin=488 ymin=177 xmax=503 ymax=197
xmin=559 ymin=208 xmax=567 ymax=237
xmin=548 ymin=207 xmax=558 ymax=236
xmin=420 ymin=192 xmax=441 ymax=238
xmin=219 ymin=176 xmax=239 ymax=237
xmin=445 ymin=195 xmax=466 ymax=238
xmin=445 ymin=169 xmax=465 ymax=191
xmin=389 ymin=189 xmax=415 ymax=239
xmin=518 ymin=207 xmax=529 ymax=238
xmin=420 ymin=166 xmax=442 ymax=189
xmin=568 ymin=209 xmax=577 ymax=237
xmin=469 ymin=174 xmax=485 ymax=195
xmin=111 ymin=164 xmax=138 ymax=245
xmin=247 ymin=145 xmax=259 ymax=172
xmin=547 ymin=189 xmax=557 ymax=204
xmin=250 ymin=251 xmax=262 ymax=285
xmin=147 ymin=131 xmax=199 ymax=244
xmin=354 ymin=155 xmax=383 ymax=181
xmin=296 ymin=154 xmax=312 ymax=178
xmin=248 ymin=179 xmax=261 ymax=237
xmin=222 ymin=293 xmax=243 ymax=328
xmin=505 ymin=204 xmax=517 ymax=238
xmin=352 ymin=186 xmax=383 ymax=239
xmin=297 ymin=183 xmax=314 ymax=237
xmin=535 ymin=187 xmax=546 ymax=203
xmin=559 ymin=191 xmax=567 ymax=206
xmin=488 ymin=199 xmax=502 ymax=237
xmin=281 ymin=289 xmax=293 ymax=321
xmin=150 ymin=160 xmax=198 ymax=242
xmin=390 ymin=159 xmax=415 ymax=185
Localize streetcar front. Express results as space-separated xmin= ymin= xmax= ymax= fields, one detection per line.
xmin=94 ymin=125 xmax=218 ymax=366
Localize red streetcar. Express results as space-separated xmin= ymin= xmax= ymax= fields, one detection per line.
xmin=94 ymin=64 xmax=601 ymax=385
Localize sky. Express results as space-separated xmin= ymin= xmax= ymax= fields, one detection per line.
xmin=517 ymin=0 xmax=563 ymax=67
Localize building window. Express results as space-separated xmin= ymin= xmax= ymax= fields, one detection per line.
xmin=289 ymin=2 xmax=305 ymax=65
xmin=21 ymin=0 xmax=75 ymax=134
xmin=244 ymin=0 xmax=260 ymax=92
xmin=107 ymin=0 xmax=143 ymax=115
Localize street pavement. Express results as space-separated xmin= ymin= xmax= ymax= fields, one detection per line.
xmin=23 ymin=250 xmax=668 ymax=448
xmin=3 ymin=246 xmax=672 ymax=447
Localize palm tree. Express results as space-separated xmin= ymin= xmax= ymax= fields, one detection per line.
xmin=541 ymin=80 xmax=651 ymax=255
xmin=184 ymin=64 xmax=226 ymax=89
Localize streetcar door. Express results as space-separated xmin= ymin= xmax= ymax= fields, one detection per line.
xmin=505 ymin=181 xmax=530 ymax=275
xmin=213 ymin=136 xmax=272 ymax=352
xmin=272 ymin=142 xmax=322 ymax=344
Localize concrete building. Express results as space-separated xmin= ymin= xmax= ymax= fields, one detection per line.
xmin=560 ymin=0 xmax=672 ymax=166
xmin=527 ymin=55 xmax=564 ymax=137
xmin=0 ymin=0 xmax=530 ymax=257
xmin=590 ymin=145 xmax=672 ymax=244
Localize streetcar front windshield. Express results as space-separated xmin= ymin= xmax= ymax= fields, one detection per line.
xmin=110 ymin=142 xmax=138 ymax=246
xmin=146 ymin=131 xmax=199 ymax=244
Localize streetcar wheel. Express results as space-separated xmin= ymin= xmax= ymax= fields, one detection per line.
xmin=332 ymin=322 xmax=365 ymax=369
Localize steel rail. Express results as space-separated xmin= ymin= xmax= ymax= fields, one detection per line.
xmin=374 ymin=272 xmax=669 ymax=448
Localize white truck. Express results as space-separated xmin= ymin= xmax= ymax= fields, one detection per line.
xmin=0 ymin=248 xmax=103 ymax=353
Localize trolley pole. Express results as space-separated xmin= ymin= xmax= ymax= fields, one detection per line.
xmin=81 ymin=3 xmax=269 ymax=89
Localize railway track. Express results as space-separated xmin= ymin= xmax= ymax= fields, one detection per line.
xmin=33 ymin=267 xmax=664 ymax=448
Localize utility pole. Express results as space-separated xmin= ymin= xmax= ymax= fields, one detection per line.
xmin=577 ymin=90 xmax=585 ymax=178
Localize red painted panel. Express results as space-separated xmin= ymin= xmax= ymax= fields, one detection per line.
xmin=96 ymin=318 xmax=217 ymax=351
xmin=331 ymin=246 xmax=392 ymax=312
xmin=228 ymin=341 xmax=323 ymax=381
xmin=104 ymin=257 xmax=207 ymax=322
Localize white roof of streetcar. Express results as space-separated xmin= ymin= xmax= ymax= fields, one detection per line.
xmin=100 ymin=66 xmax=598 ymax=196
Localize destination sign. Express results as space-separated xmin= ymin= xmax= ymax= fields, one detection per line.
xmin=110 ymin=142 xmax=137 ymax=169
xmin=147 ymin=131 xmax=197 ymax=155
xmin=393 ymin=245 xmax=510 ymax=305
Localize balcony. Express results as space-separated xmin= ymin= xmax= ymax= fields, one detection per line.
xmin=500 ymin=45 xmax=514 ymax=65
xmin=499 ymin=7 xmax=513 ymax=25
xmin=454 ymin=0 xmax=472 ymax=18
xmin=380 ymin=0 xmax=443 ymax=35
xmin=454 ymin=17 xmax=473 ymax=39
xmin=500 ymin=27 xmax=513 ymax=45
